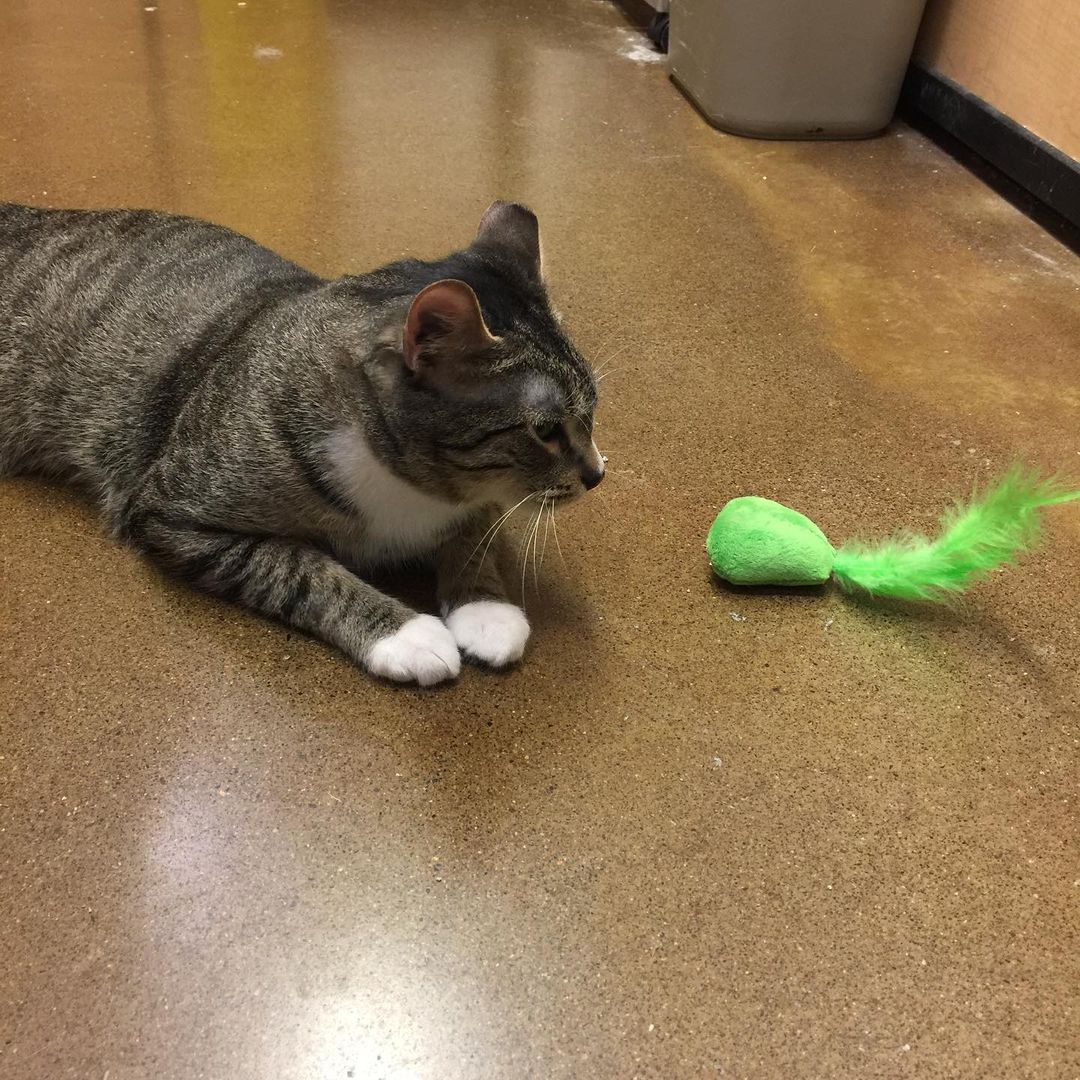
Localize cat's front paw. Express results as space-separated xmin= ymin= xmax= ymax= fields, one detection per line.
xmin=445 ymin=601 xmax=531 ymax=668
xmin=366 ymin=614 xmax=461 ymax=687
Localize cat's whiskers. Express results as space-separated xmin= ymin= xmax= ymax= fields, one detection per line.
xmin=465 ymin=492 xmax=536 ymax=587
xmin=591 ymin=333 xmax=616 ymax=366
xmin=539 ymin=498 xmax=552 ymax=571
xmin=549 ymin=501 xmax=566 ymax=568
xmin=462 ymin=492 xmax=532 ymax=570
xmin=593 ymin=341 xmax=632 ymax=376
xmin=533 ymin=493 xmax=565 ymax=580
xmin=519 ymin=500 xmax=545 ymax=606
xmin=532 ymin=497 xmax=550 ymax=591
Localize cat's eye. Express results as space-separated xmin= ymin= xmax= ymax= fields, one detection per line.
xmin=532 ymin=420 xmax=562 ymax=445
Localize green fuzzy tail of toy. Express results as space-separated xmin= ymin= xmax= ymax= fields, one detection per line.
xmin=832 ymin=464 xmax=1080 ymax=601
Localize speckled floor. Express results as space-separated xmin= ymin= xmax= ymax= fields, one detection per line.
xmin=2 ymin=1 xmax=1079 ymax=1077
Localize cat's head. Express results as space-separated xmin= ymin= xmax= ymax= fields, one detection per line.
xmin=374 ymin=202 xmax=603 ymax=509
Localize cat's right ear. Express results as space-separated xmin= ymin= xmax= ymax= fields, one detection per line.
xmin=473 ymin=200 xmax=542 ymax=282
xmin=402 ymin=279 xmax=498 ymax=389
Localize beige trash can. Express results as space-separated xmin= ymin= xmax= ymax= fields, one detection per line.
xmin=669 ymin=0 xmax=929 ymax=139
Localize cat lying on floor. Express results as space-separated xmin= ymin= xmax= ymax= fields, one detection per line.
xmin=0 ymin=200 xmax=602 ymax=685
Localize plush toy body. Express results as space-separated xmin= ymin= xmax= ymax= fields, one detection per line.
xmin=707 ymin=497 xmax=834 ymax=586
xmin=707 ymin=465 xmax=1079 ymax=601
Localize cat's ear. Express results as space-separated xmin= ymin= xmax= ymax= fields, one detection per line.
xmin=403 ymin=279 xmax=497 ymax=382
xmin=473 ymin=200 xmax=542 ymax=282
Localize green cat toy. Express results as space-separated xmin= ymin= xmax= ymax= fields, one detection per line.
xmin=706 ymin=464 xmax=1079 ymax=601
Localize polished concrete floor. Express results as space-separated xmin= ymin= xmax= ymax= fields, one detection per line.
xmin=2 ymin=1 xmax=1079 ymax=1078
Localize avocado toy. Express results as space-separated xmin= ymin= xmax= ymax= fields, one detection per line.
xmin=706 ymin=464 xmax=1079 ymax=601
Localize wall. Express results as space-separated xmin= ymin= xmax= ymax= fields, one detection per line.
xmin=915 ymin=0 xmax=1080 ymax=161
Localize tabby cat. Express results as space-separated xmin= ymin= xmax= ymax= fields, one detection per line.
xmin=0 ymin=200 xmax=602 ymax=685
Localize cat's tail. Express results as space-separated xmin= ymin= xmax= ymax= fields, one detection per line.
xmin=832 ymin=464 xmax=1080 ymax=601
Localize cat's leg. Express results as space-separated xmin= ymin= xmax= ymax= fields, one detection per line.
xmin=435 ymin=512 xmax=531 ymax=668
xmin=131 ymin=514 xmax=460 ymax=686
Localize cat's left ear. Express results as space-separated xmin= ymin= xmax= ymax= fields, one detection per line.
xmin=473 ymin=200 xmax=542 ymax=282
xmin=403 ymin=279 xmax=498 ymax=386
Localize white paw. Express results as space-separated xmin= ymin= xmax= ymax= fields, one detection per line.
xmin=445 ymin=601 xmax=530 ymax=668
xmin=366 ymin=614 xmax=461 ymax=687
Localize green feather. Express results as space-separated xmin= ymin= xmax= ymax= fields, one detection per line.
xmin=832 ymin=464 xmax=1080 ymax=602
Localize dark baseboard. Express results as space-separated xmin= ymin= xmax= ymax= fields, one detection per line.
xmin=610 ymin=0 xmax=655 ymax=31
xmin=899 ymin=65 xmax=1080 ymax=254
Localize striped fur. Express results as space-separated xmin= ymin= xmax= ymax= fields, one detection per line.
xmin=0 ymin=201 xmax=601 ymax=683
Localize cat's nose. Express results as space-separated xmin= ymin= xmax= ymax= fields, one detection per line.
xmin=581 ymin=438 xmax=604 ymax=490
xmin=582 ymin=464 xmax=604 ymax=490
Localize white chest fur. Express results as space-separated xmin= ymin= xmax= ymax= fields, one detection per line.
xmin=325 ymin=426 xmax=470 ymax=564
